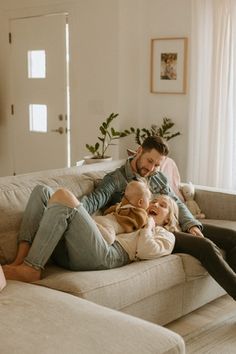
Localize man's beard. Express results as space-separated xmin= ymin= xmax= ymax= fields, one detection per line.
xmin=135 ymin=157 xmax=149 ymax=177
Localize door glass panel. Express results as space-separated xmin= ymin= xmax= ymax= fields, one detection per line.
xmin=29 ymin=104 xmax=47 ymax=132
xmin=28 ymin=50 xmax=46 ymax=78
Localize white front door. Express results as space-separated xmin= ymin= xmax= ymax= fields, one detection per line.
xmin=9 ymin=13 xmax=70 ymax=175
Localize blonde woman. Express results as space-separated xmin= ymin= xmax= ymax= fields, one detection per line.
xmin=3 ymin=187 xmax=177 ymax=281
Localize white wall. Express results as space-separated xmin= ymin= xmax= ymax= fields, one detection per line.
xmin=0 ymin=0 xmax=190 ymax=179
xmin=118 ymin=0 xmax=191 ymax=179
xmin=69 ymin=0 xmax=120 ymax=162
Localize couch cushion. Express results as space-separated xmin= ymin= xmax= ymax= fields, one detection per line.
xmin=1 ymin=281 xmax=185 ymax=354
xmin=195 ymin=187 xmax=236 ymax=221
xmin=36 ymin=255 xmax=185 ymax=310
xmin=177 ymin=253 xmax=208 ymax=281
xmin=202 ymin=219 xmax=236 ymax=230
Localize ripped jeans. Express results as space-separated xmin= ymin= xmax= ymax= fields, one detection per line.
xmin=19 ymin=185 xmax=130 ymax=271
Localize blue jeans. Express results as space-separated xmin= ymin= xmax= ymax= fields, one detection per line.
xmin=19 ymin=185 xmax=130 ymax=271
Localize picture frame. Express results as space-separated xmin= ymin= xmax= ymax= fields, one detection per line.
xmin=150 ymin=37 xmax=188 ymax=94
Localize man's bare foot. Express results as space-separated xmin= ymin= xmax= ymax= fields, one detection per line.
xmin=2 ymin=264 xmax=41 ymax=283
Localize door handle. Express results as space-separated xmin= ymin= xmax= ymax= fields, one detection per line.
xmin=51 ymin=127 xmax=64 ymax=134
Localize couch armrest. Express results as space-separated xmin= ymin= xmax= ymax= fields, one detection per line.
xmin=1 ymin=282 xmax=185 ymax=354
xmin=194 ymin=185 xmax=236 ymax=221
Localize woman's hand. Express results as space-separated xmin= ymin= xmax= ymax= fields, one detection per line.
xmin=188 ymin=226 xmax=204 ymax=237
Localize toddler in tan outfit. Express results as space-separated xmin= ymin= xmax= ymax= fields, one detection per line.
xmin=93 ymin=180 xmax=151 ymax=245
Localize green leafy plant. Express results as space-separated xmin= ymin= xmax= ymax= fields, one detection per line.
xmin=133 ymin=117 xmax=181 ymax=145
xmin=86 ymin=112 xmax=133 ymax=159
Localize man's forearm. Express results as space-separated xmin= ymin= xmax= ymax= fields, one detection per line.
xmin=80 ymin=175 xmax=117 ymax=214
xmin=178 ymin=201 xmax=202 ymax=231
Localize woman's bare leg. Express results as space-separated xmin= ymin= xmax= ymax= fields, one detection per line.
xmin=7 ymin=241 xmax=31 ymax=266
xmin=48 ymin=188 xmax=80 ymax=208
xmin=2 ymin=241 xmax=39 ymax=282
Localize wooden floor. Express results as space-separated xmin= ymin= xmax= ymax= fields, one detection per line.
xmin=165 ymin=295 xmax=235 ymax=338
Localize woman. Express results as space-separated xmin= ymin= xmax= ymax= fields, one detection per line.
xmin=3 ymin=185 xmax=178 ymax=282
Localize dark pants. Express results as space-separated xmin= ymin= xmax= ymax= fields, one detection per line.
xmin=173 ymin=224 xmax=236 ymax=300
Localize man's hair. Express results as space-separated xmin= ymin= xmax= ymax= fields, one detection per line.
xmin=141 ymin=136 xmax=169 ymax=156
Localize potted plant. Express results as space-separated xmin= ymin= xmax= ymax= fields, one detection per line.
xmin=85 ymin=112 xmax=133 ymax=164
xmin=133 ymin=117 xmax=181 ymax=145
xmin=126 ymin=117 xmax=181 ymax=157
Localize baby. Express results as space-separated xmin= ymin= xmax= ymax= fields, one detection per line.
xmin=93 ymin=180 xmax=151 ymax=245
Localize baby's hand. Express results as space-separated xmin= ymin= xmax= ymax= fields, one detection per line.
xmin=147 ymin=216 xmax=156 ymax=229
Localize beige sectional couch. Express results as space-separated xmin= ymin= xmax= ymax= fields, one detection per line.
xmin=1 ymin=160 xmax=235 ymax=353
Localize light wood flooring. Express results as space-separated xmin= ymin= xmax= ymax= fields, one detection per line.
xmin=165 ymin=294 xmax=235 ymax=338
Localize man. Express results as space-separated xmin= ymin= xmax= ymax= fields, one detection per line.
xmin=80 ymin=135 xmax=236 ymax=300
xmin=81 ymin=135 xmax=203 ymax=236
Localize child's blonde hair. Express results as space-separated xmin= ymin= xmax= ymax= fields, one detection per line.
xmin=123 ymin=180 xmax=151 ymax=211
xmin=158 ymin=195 xmax=180 ymax=232
xmin=125 ymin=180 xmax=151 ymax=202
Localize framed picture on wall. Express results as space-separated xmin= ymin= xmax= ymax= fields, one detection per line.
xmin=150 ymin=37 xmax=188 ymax=94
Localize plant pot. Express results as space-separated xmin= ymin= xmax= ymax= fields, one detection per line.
xmin=83 ymin=155 xmax=112 ymax=164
